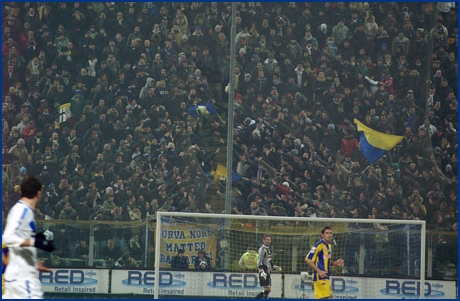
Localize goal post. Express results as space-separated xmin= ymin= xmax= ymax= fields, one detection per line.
xmin=154 ymin=212 xmax=426 ymax=299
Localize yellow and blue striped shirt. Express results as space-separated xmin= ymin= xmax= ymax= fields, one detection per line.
xmin=306 ymin=239 xmax=332 ymax=282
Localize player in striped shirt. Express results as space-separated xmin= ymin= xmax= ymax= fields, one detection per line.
xmin=255 ymin=234 xmax=282 ymax=299
xmin=305 ymin=226 xmax=344 ymax=299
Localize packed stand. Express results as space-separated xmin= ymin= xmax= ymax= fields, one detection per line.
xmin=1 ymin=3 xmax=458 ymax=264
xmin=216 ymin=2 xmax=458 ymax=231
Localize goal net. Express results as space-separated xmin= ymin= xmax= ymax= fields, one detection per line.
xmin=154 ymin=212 xmax=426 ymax=299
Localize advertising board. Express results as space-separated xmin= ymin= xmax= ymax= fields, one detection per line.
xmin=39 ymin=268 xmax=109 ymax=293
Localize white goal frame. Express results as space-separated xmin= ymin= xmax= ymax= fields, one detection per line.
xmin=154 ymin=212 xmax=426 ymax=299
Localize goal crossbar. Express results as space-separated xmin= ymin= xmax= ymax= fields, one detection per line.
xmin=155 ymin=212 xmax=427 ymax=225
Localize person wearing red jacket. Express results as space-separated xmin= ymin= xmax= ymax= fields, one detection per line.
xmin=340 ymin=129 xmax=359 ymax=156
xmin=22 ymin=121 xmax=36 ymax=143
xmin=2 ymin=38 xmax=19 ymax=59
xmin=273 ymin=180 xmax=291 ymax=195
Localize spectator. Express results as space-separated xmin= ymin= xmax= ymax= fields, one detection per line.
xmin=142 ymin=245 xmax=155 ymax=268
xmin=101 ymin=239 xmax=121 ymax=265
xmin=58 ymin=203 xmax=77 ymax=220
xmin=74 ymin=240 xmax=89 ymax=264
xmin=332 ymin=18 xmax=349 ymax=46
xmin=116 ymin=248 xmax=138 ymax=268
xmin=340 ymin=129 xmax=359 ymax=156
xmin=194 ymin=249 xmax=212 ymax=271
xmin=171 ymin=249 xmax=189 ymax=271
xmin=128 ymin=235 xmax=142 ymax=261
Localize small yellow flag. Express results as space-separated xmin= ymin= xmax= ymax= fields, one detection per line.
xmin=210 ymin=164 xmax=227 ymax=183
xmin=59 ymin=103 xmax=72 ymax=123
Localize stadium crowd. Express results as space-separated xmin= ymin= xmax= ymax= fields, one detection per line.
xmin=2 ymin=2 xmax=458 ymax=262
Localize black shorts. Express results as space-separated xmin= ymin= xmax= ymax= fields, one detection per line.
xmin=259 ymin=270 xmax=271 ymax=287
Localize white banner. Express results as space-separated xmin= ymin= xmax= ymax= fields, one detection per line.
xmin=283 ymin=274 xmax=456 ymax=299
xmin=110 ymin=270 xmax=284 ymax=297
xmin=202 ymin=272 xmax=283 ymax=298
xmin=367 ymin=278 xmax=457 ymax=299
xmin=284 ymin=274 xmax=360 ymax=299
xmin=44 ymin=269 xmax=454 ymax=298
xmin=111 ymin=270 xmax=188 ymax=295
xmin=39 ymin=268 xmax=109 ymax=294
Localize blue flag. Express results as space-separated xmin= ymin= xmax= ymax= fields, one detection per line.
xmin=232 ymin=172 xmax=243 ymax=182
xmin=188 ymin=101 xmax=218 ymax=118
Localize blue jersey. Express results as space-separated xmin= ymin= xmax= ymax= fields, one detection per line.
xmin=306 ymin=239 xmax=332 ymax=282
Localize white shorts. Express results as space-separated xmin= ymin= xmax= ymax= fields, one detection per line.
xmin=3 ymin=278 xmax=43 ymax=299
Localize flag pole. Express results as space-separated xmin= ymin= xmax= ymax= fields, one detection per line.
xmin=216 ymin=114 xmax=225 ymax=123
xmin=220 ymin=2 xmax=236 ymax=273
xmin=206 ymin=100 xmax=225 ymax=123
xmin=225 ymin=2 xmax=237 ymax=215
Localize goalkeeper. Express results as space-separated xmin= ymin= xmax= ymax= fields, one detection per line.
xmin=255 ymin=234 xmax=282 ymax=299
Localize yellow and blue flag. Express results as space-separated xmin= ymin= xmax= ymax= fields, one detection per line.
xmin=354 ymin=119 xmax=403 ymax=164
xmin=188 ymin=101 xmax=218 ymax=118
xmin=210 ymin=164 xmax=243 ymax=183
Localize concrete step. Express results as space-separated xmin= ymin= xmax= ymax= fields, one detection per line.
xmin=204 ymin=187 xmax=225 ymax=214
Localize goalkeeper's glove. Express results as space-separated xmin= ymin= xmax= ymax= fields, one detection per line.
xmin=260 ymin=270 xmax=267 ymax=280
xmin=273 ymin=265 xmax=282 ymax=272
xmin=33 ymin=233 xmax=55 ymax=253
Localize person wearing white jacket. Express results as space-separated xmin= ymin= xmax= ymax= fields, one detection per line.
xmin=364 ymin=71 xmax=394 ymax=96
xmin=3 ymin=176 xmax=54 ymax=299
